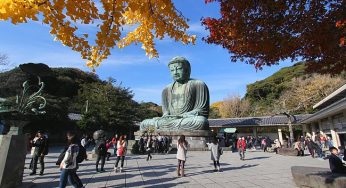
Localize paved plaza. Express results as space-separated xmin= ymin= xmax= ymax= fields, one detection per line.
xmin=22 ymin=149 xmax=329 ymax=188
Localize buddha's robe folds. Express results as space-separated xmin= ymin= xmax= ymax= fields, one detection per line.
xmin=140 ymin=79 xmax=209 ymax=131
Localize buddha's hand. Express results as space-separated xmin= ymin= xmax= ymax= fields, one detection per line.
xmin=181 ymin=112 xmax=196 ymax=118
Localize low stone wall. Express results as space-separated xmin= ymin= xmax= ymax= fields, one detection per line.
xmin=135 ymin=130 xmax=213 ymax=150
xmin=291 ymin=166 xmax=346 ymax=188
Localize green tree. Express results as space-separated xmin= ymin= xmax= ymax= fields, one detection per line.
xmin=75 ymin=80 xmax=139 ymax=134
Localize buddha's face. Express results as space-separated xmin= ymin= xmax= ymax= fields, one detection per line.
xmin=169 ymin=62 xmax=188 ymax=83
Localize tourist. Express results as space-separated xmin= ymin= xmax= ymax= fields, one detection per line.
xmin=29 ymin=133 xmax=39 ymax=170
xmin=105 ymin=139 xmax=112 ymax=161
xmin=320 ymin=134 xmax=326 ymax=148
xmin=114 ymin=135 xmax=127 ymax=173
xmin=265 ymin=137 xmax=272 ymax=151
xmin=111 ymin=134 xmax=118 ymax=156
xmin=95 ymin=138 xmax=107 ymax=172
xmin=207 ymin=137 xmax=221 ymax=172
xmin=313 ymin=138 xmax=324 ymax=158
xmin=237 ymin=137 xmax=246 ymax=160
xmin=294 ymin=139 xmax=303 ymax=156
xmin=328 ymin=147 xmax=346 ymax=174
xmin=261 ymin=137 xmax=267 ymax=152
xmin=306 ymin=137 xmax=315 ymax=158
xmin=30 ymin=130 xmax=48 ymax=176
xmin=326 ymin=137 xmax=334 ymax=148
xmin=59 ymin=131 xmax=83 ymax=188
xmin=139 ymin=135 xmax=145 ymax=154
xmin=273 ymin=139 xmax=281 ymax=154
xmin=146 ymin=135 xmax=153 ymax=161
xmin=177 ymin=135 xmax=188 ymax=177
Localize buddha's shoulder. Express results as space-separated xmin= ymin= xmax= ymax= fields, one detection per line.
xmin=189 ymin=79 xmax=207 ymax=86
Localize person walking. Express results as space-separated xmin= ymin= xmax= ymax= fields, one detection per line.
xmin=237 ymin=137 xmax=246 ymax=160
xmin=114 ymin=135 xmax=127 ymax=173
xmin=95 ymin=139 xmax=107 ymax=172
xmin=273 ymin=139 xmax=281 ymax=154
xmin=176 ymin=135 xmax=188 ymax=177
xmin=59 ymin=131 xmax=83 ymax=188
xmin=207 ymin=137 xmax=221 ymax=172
xmin=146 ymin=135 xmax=153 ymax=161
xmin=30 ymin=130 xmax=48 ymax=176
xmin=262 ymin=138 xmax=267 ymax=152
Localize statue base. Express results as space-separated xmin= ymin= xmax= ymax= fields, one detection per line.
xmin=0 ymin=121 xmax=28 ymax=188
xmin=135 ymin=130 xmax=213 ymax=150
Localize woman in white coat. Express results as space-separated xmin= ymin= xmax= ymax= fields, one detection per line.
xmin=176 ymin=135 xmax=188 ymax=177
xmin=207 ymin=137 xmax=221 ymax=172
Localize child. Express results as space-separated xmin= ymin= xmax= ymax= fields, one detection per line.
xmin=176 ymin=135 xmax=188 ymax=177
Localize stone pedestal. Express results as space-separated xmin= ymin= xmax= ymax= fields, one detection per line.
xmin=0 ymin=121 xmax=28 ymax=188
xmin=135 ymin=130 xmax=213 ymax=150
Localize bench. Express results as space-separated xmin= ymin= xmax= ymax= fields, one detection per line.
xmin=291 ymin=166 xmax=346 ymax=188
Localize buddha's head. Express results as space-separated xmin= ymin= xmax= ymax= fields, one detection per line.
xmin=168 ymin=56 xmax=191 ymax=83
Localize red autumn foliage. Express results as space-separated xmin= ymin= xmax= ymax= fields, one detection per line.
xmin=202 ymin=0 xmax=346 ymax=74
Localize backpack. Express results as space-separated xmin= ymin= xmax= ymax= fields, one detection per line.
xmin=77 ymin=145 xmax=87 ymax=163
xmin=56 ymin=147 xmax=68 ymax=166
xmin=218 ymin=147 xmax=223 ymax=155
xmin=118 ymin=145 xmax=124 ymax=156
xmin=43 ymin=138 xmax=49 ymax=155
xmin=97 ymin=142 xmax=106 ymax=154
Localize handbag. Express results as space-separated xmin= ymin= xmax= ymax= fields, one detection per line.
xmin=118 ymin=146 xmax=124 ymax=156
xmin=219 ymin=148 xmax=223 ymax=155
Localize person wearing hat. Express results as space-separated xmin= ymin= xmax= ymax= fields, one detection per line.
xmin=328 ymin=147 xmax=346 ymax=174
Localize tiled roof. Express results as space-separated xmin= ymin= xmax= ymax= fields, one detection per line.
xmin=208 ymin=114 xmax=311 ymax=127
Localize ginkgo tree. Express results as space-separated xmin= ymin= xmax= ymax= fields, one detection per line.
xmin=0 ymin=0 xmax=196 ymax=70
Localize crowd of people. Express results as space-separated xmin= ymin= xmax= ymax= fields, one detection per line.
xmin=138 ymin=133 xmax=171 ymax=156
xmin=26 ymin=131 xmax=346 ymax=188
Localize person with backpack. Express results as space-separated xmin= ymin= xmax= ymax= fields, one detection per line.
xmin=207 ymin=137 xmax=222 ymax=172
xmin=59 ymin=131 xmax=83 ymax=188
xmin=30 ymin=130 xmax=48 ymax=176
xmin=95 ymin=139 xmax=107 ymax=172
xmin=237 ymin=137 xmax=246 ymax=160
xmin=114 ymin=135 xmax=127 ymax=172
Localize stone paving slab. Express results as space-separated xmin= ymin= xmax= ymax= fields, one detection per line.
xmin=22 ymin=150 xmax=329 ymax=188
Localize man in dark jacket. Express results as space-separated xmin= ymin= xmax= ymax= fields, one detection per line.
xmin=30 ymin=130 xmax=48 ymax=175
xmin=93 ymin=129 xmax=107 ymax=172
xmin=329 ymin=147 xmax=346 ymax=174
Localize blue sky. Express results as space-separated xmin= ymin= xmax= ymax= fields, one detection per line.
xmin=0 ymin=1 xmax=292 ymax=105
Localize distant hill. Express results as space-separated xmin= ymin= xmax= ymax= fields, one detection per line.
xmin=245 ymin=62 xmax=306 ymax=106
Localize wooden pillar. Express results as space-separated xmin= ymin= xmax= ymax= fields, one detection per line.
xmin=253 ymin=127 xmax=257 ymax=138
xmin=278 ymin=128 xmax=283 ymax=145
xmin=329 ymin=117 xmax=340 ymax=148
